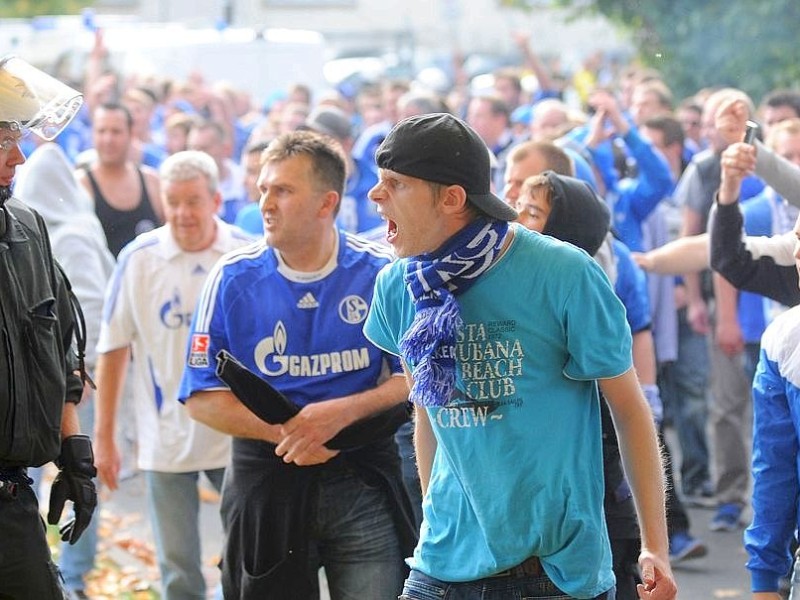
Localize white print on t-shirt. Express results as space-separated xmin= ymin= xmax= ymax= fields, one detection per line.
xmin=254 ymin=320 xmax=371 ymax=377
xmin=432 ymin=320 xmax=524 ymax=428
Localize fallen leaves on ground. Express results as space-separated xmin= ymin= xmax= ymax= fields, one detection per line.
xmin=46 ymin=477 xmax=223 ymax=599
xmin=49 ymin=507 xmax=160 ymax=599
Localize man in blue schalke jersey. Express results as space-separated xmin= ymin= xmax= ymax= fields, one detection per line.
xmin=363 ymin=113 xmax=677 ymax=600
xmin=179 ymin=130 xmax=415 ymax=600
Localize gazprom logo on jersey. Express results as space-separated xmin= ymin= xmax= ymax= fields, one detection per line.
xmin=254 ymin=321 xmax=371 ymax=377
xmin=160 ymin=289 xmax=193 ymax=329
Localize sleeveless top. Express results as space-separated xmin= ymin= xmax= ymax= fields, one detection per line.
xmin=86 ymin=167 xmax=159 ymax=257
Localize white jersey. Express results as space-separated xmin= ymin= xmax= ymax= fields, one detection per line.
xmin=97 ymin=219 xmax=255 ymax=472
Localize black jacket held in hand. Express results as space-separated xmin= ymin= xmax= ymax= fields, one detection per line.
xmin=215 ymin=349 xmax=411 ymax=449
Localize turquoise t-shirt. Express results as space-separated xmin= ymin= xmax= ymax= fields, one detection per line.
xmin=364 ymin=225 xmax=633 ymax=598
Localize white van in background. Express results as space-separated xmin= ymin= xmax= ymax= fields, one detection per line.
xmin=8 ymin=18 xmax=329 ymax=104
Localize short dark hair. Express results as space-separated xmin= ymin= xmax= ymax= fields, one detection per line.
xmin=244 ymin=139 xmax=272 ymax=156
xmin=471 ymin=94 xmax=511 ymax=122
xmin=264 ymin=130 xmax=347 ymax=199
xmin=677 ymin=98 xmax=703 ymax=115
xmin=492 ymin=68 xmax=522 ymax=94
xmin=190 ymin=119 xmax=228 ymax=143
xmin=634 ymin=79 xmax=674 ymax=111
xmin=508 ymin=140 xmax=574 ymax=177
xmin=96 ymin=102 xmax=133 ymax=130
xmin=762 ymin=89 xmax=800 ymax=118
xmin=642 ymin=115 xmax=685 ymax=148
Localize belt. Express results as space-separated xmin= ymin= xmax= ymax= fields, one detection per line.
xmin=0 ymin=466 xmax=25 ymax=482
xmin=490 ymin=556 xmax=543 ymax=578
xmin=0 ymin=468 xmax=26 ymax=502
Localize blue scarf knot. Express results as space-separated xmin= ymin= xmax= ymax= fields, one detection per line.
xmin=400 ymin=218 xmax=509 ymax=407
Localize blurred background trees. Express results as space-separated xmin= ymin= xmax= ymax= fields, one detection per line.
xmin=506 ymin=0 xmax=800 ymax=101
xmin=0 ymin=1 xmax=87 ymax=18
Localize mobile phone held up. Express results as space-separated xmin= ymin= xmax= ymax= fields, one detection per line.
xmin=744 ymin=120 xmax=759 ymax=145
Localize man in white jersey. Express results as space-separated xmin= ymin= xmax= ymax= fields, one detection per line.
xmin=364 ymin=113 xmax=677 ymax=600
xmin=179 ymin=130 xmax=416 ymax=600
xmin=93 ymin=150 xmax=254 ymax=600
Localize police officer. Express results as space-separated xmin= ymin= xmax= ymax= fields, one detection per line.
xmin=0 ymin=56 xmax=98 ymax=599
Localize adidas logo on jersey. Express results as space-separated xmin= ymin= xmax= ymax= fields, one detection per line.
xmin=297 ymin=292 xmax=319 ymax=309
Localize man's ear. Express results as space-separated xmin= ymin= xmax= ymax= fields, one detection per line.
xmin=212 ymin=190 xmax=223 ymax=213
xmin=440 ymin=184 xmax=468 ymax=215
xmin=320 ymin=190 xmax=340 ymax=217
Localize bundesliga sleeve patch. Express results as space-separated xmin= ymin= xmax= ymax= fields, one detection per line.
xmin=188 ymin=333 xmax=210 ymax=368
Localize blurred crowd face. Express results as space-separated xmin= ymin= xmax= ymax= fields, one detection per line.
xmin=93 ymin=107 xmax=132 ymax=167
xmin=467 ymin=98 xmax=506 ymax=146
xmin=494 ymin=76 xmax=521 ymax=111
xmin=244 ymin=150 xmax=264 ymax=203
xmin=677 ymin=106 xmax=703 ymax=146
xmin=770 ymin=126 xmax=800 ymax=167
xmin=503 ymin=150 xmax=548 ymax=204
xmin=793 ymin=214 xmax=800 ymax=284
xmin=763 ymin=104 xmax=800 ymax=136
xmin=163 ymin=174 xmax=221 ymax=252
xmin=165 ymin=123 xmax=190 ymax=155
xmin=630 ymin=88 xmax=663 ymax=126
xmin=122 ymin=92 xmax=155 ymax=142
xmin=188 ymin=126 xmax=227 ymax=169
xmin=529 ymin=102 xmax=569 ymax=142
xmin=357 ymin=93 xmax=384 ymax=128
xmin=278 ymin=103 xmax=310 ymax=134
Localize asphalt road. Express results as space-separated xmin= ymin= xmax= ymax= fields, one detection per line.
xmin=672 ymin=502 xmax=754 ymax=599
xmin=100 ymin=472 xmax=760 ymax=600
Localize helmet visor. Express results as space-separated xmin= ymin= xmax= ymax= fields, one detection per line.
xmin=0 ymin=55 xmax=83 ymax=141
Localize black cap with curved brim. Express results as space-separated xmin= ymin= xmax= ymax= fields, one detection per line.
xmin=375 ymin=113 xmax=518 ymax=222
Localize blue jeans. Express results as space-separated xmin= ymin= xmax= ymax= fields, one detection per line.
xmin=399 ymin=569 xmax=615 ymax=600
xmin=145 ymin=468 xmax=225 ymax=600
xmin=308 ymin=465 xmax=406 ymax=600
xmin=659 ymin=309 xmax=710 ymax=494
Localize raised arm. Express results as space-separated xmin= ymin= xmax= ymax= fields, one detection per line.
xmin=716 ymin=97 xmax=800 ymax=206
xmin=709 ymin=141 xmax=800 ymax=305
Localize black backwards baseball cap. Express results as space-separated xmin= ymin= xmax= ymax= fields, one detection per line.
xmin=375 ymin=113 xmax=519 ymax=222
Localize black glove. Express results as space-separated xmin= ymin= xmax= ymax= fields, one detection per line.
xmin=47 ymin=435 xmax=98 ymax=544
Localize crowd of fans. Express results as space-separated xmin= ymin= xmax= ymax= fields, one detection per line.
xmin=16 ymin=26 xmax=800 ymax=600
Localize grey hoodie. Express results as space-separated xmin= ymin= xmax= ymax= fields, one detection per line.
xmin=15 ymin=143 xmax=115 ymax=370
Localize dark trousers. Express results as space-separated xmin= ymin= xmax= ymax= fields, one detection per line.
xmin=660 ymin=431 xmax=691 ymax=535
xmin=0 ymin=480 xmax=65 ymax=599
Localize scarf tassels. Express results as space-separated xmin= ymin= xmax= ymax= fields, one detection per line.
xmin=400 ymin=289 xmax=462 ymax=407
xmin=400 ymin=219 xmax=509 ymax=407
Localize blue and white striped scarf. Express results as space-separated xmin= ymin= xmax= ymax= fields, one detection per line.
xmin=400 ymin=218 xmax=509 ymax=407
